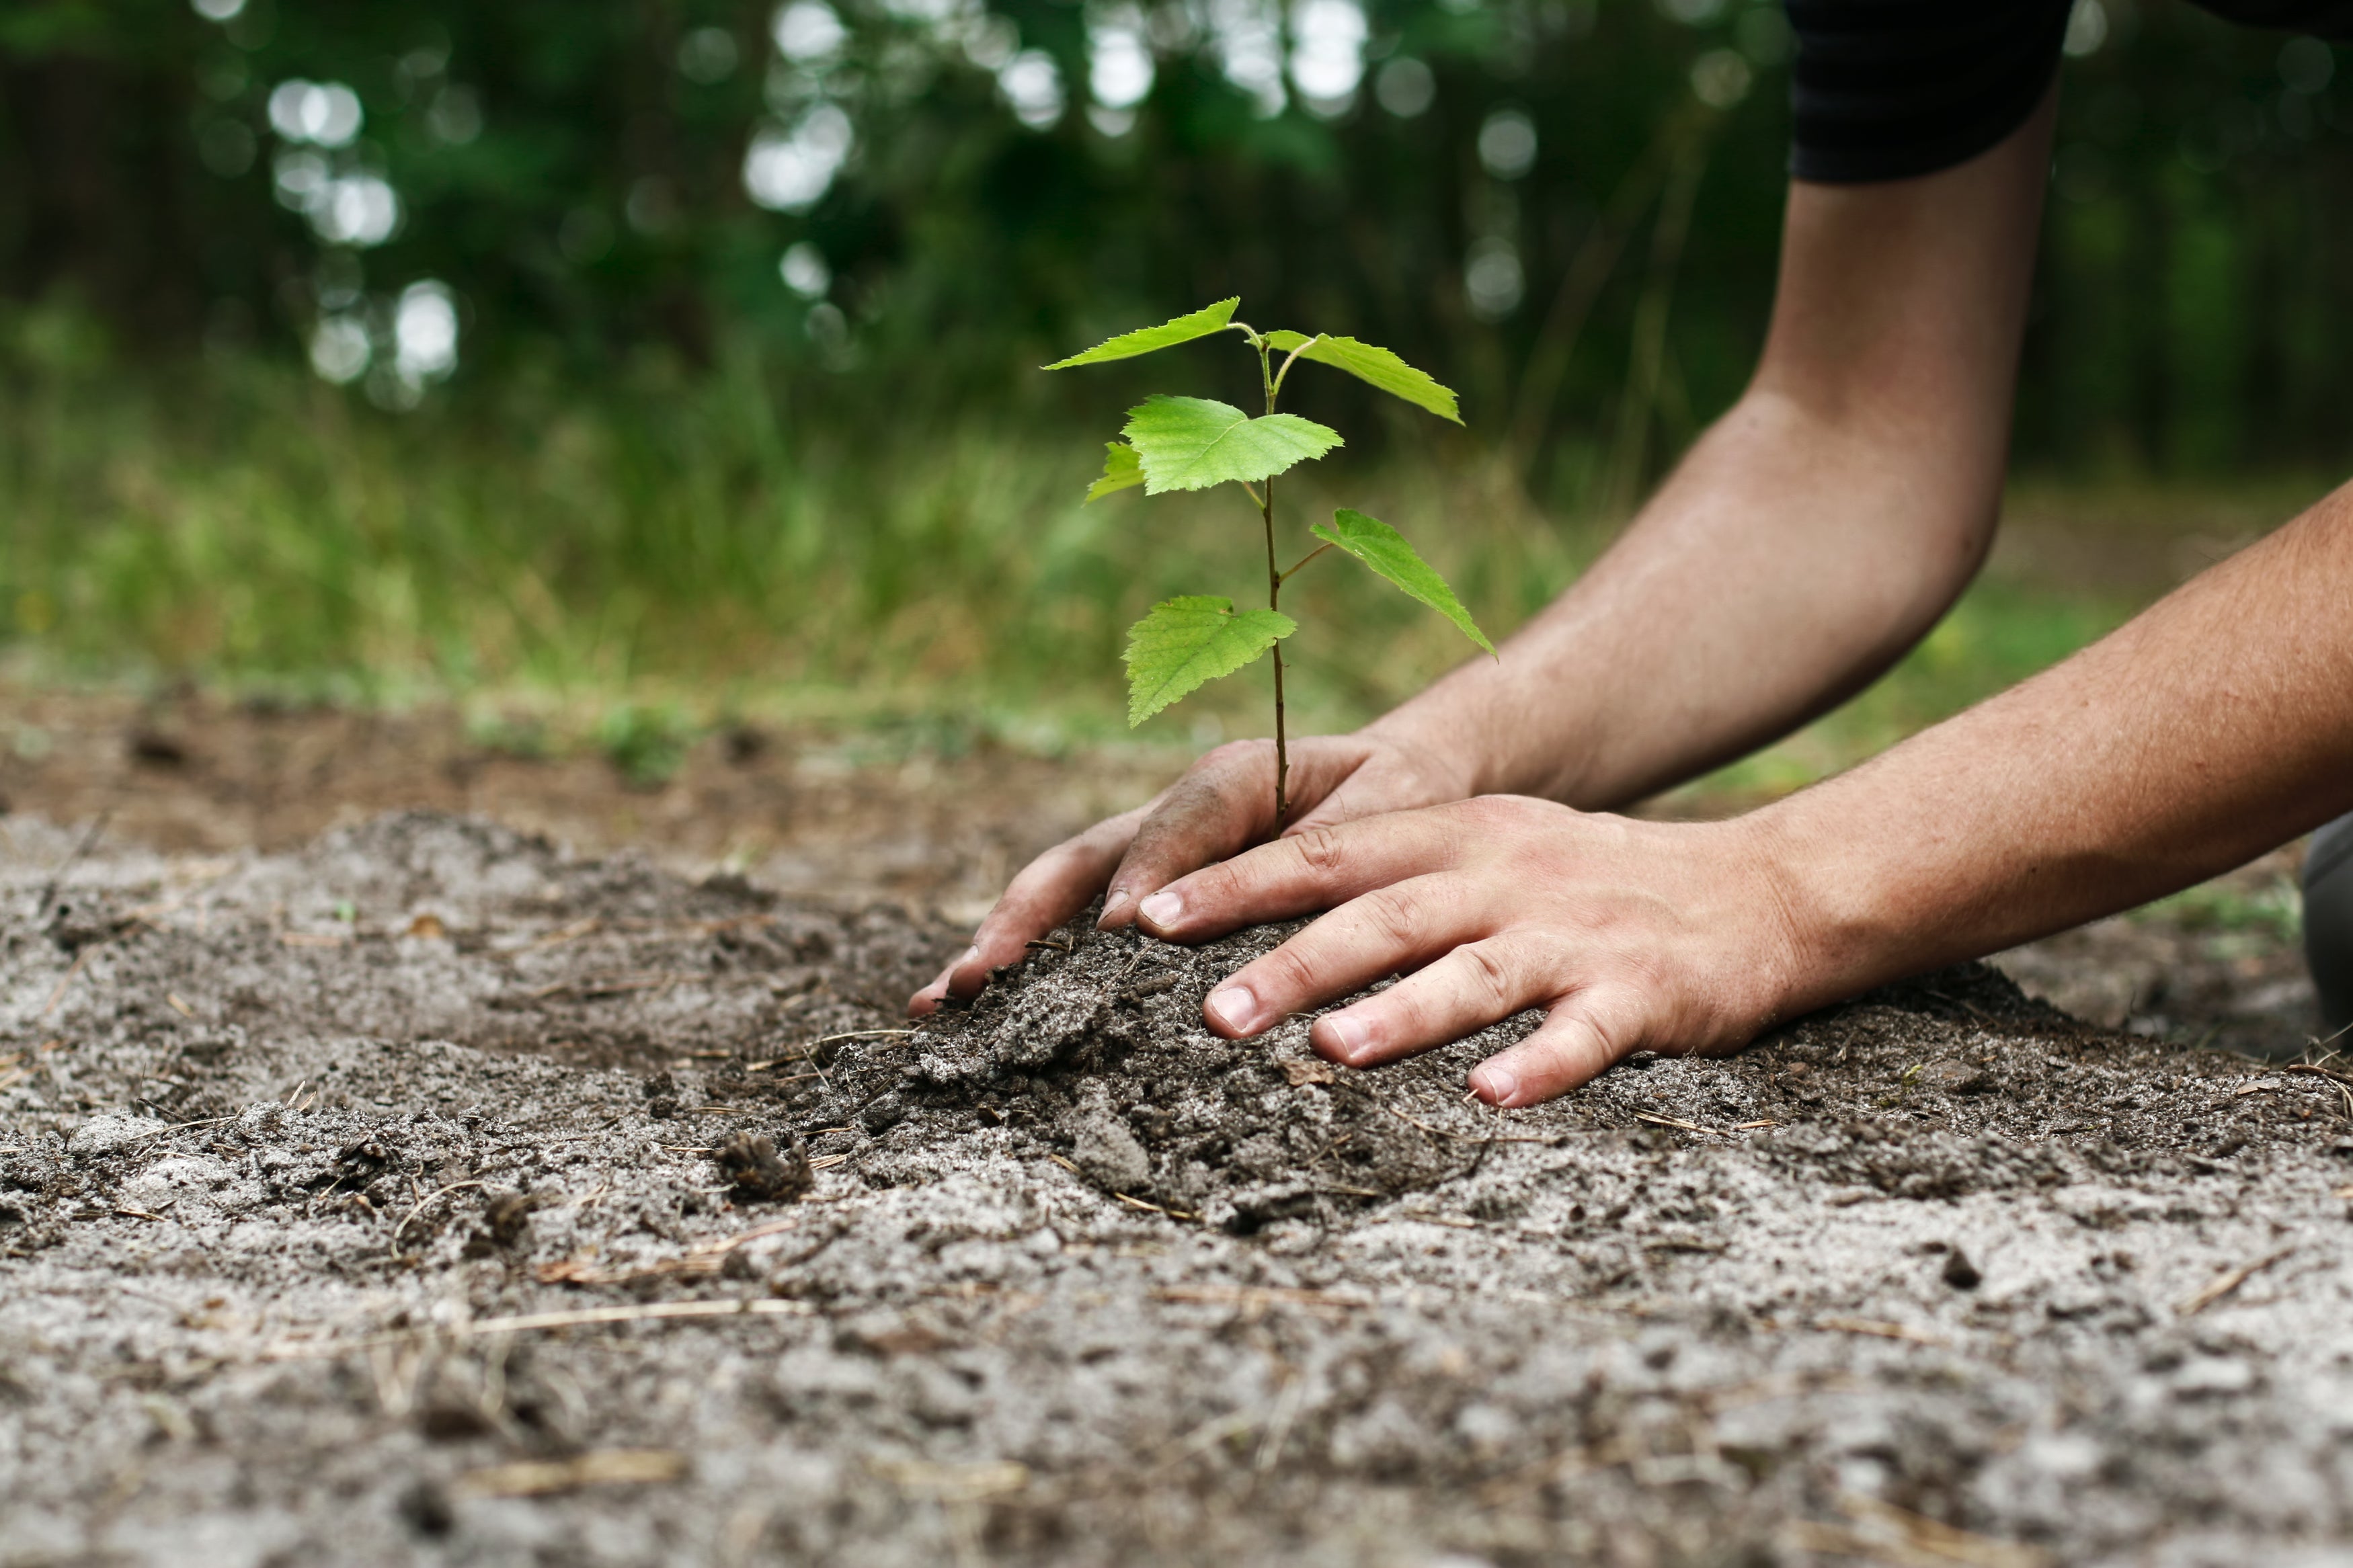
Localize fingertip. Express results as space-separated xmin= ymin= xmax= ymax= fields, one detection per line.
xmin=935 ymin=945 xmax=983 ymax=999
xmin=1312 ymin=1012 xmax=1373 ymax=1067
xmin=1467 ymin=1059 xmax=1520 ymax=1107
xmin=1203 ymin=983 xmax=1259 ymax=1038
xmin=1096 ymin=887 xmax=1134 ymax=929
xmin=1135 ymin=888 xmax=1186 ymax=937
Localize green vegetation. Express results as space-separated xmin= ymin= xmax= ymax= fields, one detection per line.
xmin=1 ymin=317 xmax=2215 ymax=809
xmin=1046 ymin=297 xmax=1488 ymax=820
xmin=3 ymin=1 xmax=2346 ymax=495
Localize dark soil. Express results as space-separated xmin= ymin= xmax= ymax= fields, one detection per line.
xmin=5 ymin=809 xmax=2352 ymax=1567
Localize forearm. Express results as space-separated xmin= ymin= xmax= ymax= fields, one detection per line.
xmin=1367 ymin=390 xmax=1998 ymax=807
xmin=1366 ymin=100 xmax=2051 ymax=811
xmin=1763 ymin=481 xmax=2353 ymax=1011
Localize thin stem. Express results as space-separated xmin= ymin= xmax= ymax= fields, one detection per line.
xmin=1257 ymin=335 xmax=1288 ymax=831
xmin=1240 ymin=481 xmax=1265 ymax=509
xmin=1279 ymin=542 xmax=1334 ymax=585
xmin=1263 ymin=472 xmax=1288 ymax=831
xmin=1271 ymin=333 xmax=1322 ymax=401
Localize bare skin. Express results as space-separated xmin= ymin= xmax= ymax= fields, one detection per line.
xmin=911 ymin=92 xmax=2353 ymax=1104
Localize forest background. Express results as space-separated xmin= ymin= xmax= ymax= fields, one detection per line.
xmin=2 ymin=0 xmax=2348 ymax=796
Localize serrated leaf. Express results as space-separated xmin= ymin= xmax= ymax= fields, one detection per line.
xmin=1121 ymin=396 xmax=1343 ymax=494
xmin=1310 ymin=509 xmax=1495 ymax=657
xmin=1084 ymin=441 xmax=1144 ymax=503
xmin=1122 ymin=595 xmax=1297 ymax=727
xmin=1265 ymin=331 xmax=1462 ymax=424
xmin=1043 ymin=298 xmax=1242 ymax=370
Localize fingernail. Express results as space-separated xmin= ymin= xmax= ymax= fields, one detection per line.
xmin=1471 ymin=1063 xmax=1519 ymax=1105
xmin=1322 ymin=1014 xmax=1369 ymax=1063
xmin=1099 ymin=889 xmax=1131 ymax=924
xmin=1138 ymin=891 xmax=1183 ymax=928
xmin=1205 ymin=985 xmax=1257 ymax=1034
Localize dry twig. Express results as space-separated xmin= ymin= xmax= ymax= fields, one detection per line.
xmin=2176 ymin=1248 xmax=2292 ymax=1317
xmin=453 ymin=1449 xmax=686 ymax=1498
xmin=1814 ymin=1317 xmax=1948 ymax=1347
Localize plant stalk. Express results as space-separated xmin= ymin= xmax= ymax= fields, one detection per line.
xmin=1255 ymin=339 xmax=1289 ymax=831
xmin=1263 ymin=473 xmax=1287 ymax=831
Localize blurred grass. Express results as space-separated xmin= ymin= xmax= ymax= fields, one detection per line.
xmin=0 ymin=317 xmax=2249 ymax=802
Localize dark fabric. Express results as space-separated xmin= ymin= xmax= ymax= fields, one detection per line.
xmin=1788 ymin=0 xmax=2353 ymax=185
xmin=2305 ymin=813 xmax=2353 ymax=1034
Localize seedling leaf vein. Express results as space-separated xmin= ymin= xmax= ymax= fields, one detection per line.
xmin=1123 ymin=596 xmax=1297 ymax=726
xmin=1262 ymin=331 xmax=1462 ymax=424
xmin=1121 ymin=396 xmax=1343 ymax=493
xmin=1310 ymin=509 xmax=1495 ymax=655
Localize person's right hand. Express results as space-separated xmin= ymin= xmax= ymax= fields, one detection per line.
xmin=907 ymin=729 xmax=1474 ymax=1015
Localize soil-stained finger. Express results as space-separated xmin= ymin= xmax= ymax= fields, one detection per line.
xmin=1466 ymin=995 xmax=1631 ymax=1106
xmin=1196 ymin=874 xmax=1492 ymax=1038
xmin=1103 ymin=748 xmax=1275 ymax=925
xmin=1136 ymin=805 xmax=1475 ymax=942
xmin=912 ymin=809 xmax=1148 ymax=1012
xmin=1308 ymin=930 xmax=1562 ymax=1067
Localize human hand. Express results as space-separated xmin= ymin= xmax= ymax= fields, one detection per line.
xmin=1127 ymin=796 xmax=1807 ymax=1106
xmin=908 ymin=730 xmax=1473 ymax=1016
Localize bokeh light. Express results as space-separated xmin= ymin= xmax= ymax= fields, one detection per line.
xmin=999 ymin=50 xmax=1066 ymax=130
xmin=780 ymin=242 xmax=832 ymax=298
xmin=1289 ymin=0 xmax=1367 ymax=119
xmin=1477 ymin=108 xmax=1538 ymax=180
xmin=744 ymin=106 xmax=855 ymax=211
xmin=1464 ymin=236 xmax=1523 ymax=321
xmin=1373 ymin=56 xmax=1435 ymax=118
xmin=267 ymin=80 xmax=364 ymax=149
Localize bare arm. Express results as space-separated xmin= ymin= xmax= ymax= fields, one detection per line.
xmin=1765 ymin=482 xmax=2353 ymax=1011
xmin=1379 ymin=90 xmax=2055 ymax=806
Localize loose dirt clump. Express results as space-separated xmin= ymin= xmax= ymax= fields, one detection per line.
xmin=5 ymin=809 xmax=2352 ymax=1567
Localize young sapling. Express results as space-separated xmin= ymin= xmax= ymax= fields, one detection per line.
xmin=1046 ymin=298 xmax=1494 ymax=828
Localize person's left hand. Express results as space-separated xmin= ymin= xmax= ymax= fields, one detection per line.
xmin=1129 ymin=795 xmax=1811 ymax=1106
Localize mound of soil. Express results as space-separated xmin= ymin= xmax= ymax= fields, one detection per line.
xmin=5 ymin=811 xmax=2352 ymax=1568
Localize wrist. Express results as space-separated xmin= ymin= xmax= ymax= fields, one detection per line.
xmin=1739 ymin=788 xmax=1920 ymax=1024
xmin=1355 ymin=702 xmax=1490 ymax=802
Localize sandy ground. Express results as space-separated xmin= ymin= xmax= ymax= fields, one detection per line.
xmin=3 ymin=692 xmax=2350 ymax=1567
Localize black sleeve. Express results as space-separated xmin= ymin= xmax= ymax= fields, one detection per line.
xmin=1785 ymin=0 xmax=2073 ymax=184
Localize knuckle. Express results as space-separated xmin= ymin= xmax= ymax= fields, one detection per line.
xmin=1459 ymin=942 xmax=1517 ymax=1011
xmin=1289 ymin=823 xmax=1350 ymax=876
xmin=1258 ymin=942 xmax=1322 ymax=997
xmin=1355 ymin=887 xmax=1423 ymax=951
xmin=1451 ymin=795 xmax=1507 ymax=829
xmin=1199 ymin=739 xmax=1272 ymax=778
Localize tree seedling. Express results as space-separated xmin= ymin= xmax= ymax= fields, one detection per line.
xmin=1046 ymin=298 xmax=1493 ymax=827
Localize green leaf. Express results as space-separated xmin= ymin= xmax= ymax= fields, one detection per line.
xmin=1123 ymin=595 xmax=1297 ymax=727
xmin=1265 ymin=331 xmax=1462 ymax=424
xmin=1043 ymin=298 xmax=1242 ymax=370
xmin=1084 ymin=441 xmax=1144 ymax=503
xmin=1121 ymin=397 xmax=1343 ymax=494
xmin=1310 ymin=509 xmax=1495 ymax=657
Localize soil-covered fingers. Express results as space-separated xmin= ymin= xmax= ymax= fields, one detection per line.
xmin=1195 ymin=876 xmax=1494 ymax=1038
xmin=1136 ymin=802 xmax=1484 ymax=944
xmin=1102 ymin=737 xmax=1382 ymax=927
xmin=908 ymin=806 xmax=1150 ymax=1016
xmin=1466 ymin=995 xmax=1636 ymax=1106
xmin=1305 ymin=930 xmax=1566 ymax=1066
